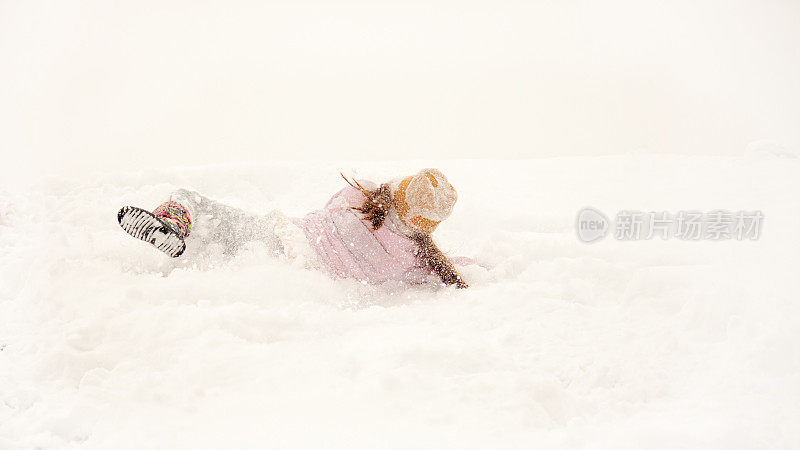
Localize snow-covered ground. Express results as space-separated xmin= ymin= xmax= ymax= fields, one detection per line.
xmin=1 ymin=154 xmax=799 ymax=448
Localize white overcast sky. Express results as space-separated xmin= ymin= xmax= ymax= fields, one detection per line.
xmin=1 ymin=0 xmax=799 ymax=184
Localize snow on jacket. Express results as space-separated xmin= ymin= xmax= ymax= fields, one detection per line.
xmin=288 ymin=182 xmax=445 ymax=285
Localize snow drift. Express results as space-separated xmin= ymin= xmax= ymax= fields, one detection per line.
xmin=1 ymin=155 xmax=799 ymax=448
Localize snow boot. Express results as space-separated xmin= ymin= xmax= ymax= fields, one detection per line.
xmin=117 ymin=201 xmax=192 ymax=257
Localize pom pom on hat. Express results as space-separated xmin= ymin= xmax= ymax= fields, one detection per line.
xmin=390 ymin=168 xmax=457 ymax=234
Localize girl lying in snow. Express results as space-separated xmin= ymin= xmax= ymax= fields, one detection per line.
xmin=117 ymin=168 xmax=470 ymax=288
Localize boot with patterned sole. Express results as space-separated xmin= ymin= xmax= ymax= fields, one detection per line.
xmin=117 ymin=205 xmax=188 ymax=257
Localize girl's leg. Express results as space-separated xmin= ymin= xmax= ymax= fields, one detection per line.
xmin=119 ymin=188 xmax=298 ymax=259
xmin=164 ymin=189 xmax=284 ymax=255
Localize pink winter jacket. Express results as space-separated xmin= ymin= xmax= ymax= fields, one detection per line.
xmin=291 ymin=183 xmax=468 ymax=285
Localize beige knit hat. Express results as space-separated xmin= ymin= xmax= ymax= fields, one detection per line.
xmin=390 ymin=168 xmax=457 ymax=234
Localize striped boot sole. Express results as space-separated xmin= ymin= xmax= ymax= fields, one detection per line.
xmin=117 ymin=206 xmax=186 ymax=258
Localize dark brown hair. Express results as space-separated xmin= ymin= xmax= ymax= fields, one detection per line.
xmin=353 ymin=183 xmax=393 ymax=230
xmin=411 ymin=232 xmax=469 ymax=288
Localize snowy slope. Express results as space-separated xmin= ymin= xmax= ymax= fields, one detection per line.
xmin=1 ymin=155 xmax=799 ymax=448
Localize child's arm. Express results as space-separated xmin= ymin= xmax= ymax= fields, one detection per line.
xmin=411 ymin=233 xmax=469 ymax=289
